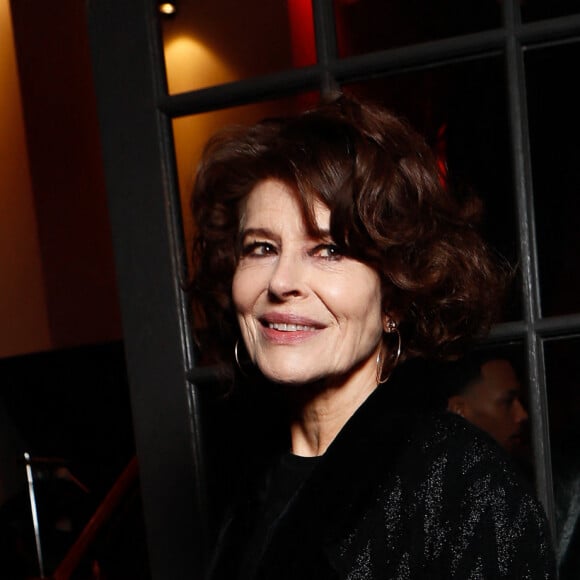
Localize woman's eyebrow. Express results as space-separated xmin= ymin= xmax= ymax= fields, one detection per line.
xmin=240 ymin=228 xmax=273 ymax=237
xmin=239 ymin=227 xmax=274 ymax=239
xmin=239 ymin=227 xmax=333 ymax=242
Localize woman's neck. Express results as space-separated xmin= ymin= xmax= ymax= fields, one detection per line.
xmin=287 ymin=370 xmax=378 ymax=457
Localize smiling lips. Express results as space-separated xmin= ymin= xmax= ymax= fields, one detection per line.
xmin=259 ymin=315 xmax=324 ymax=342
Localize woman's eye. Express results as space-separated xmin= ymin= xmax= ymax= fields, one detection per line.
xmin=312 ymin=244 xmax=342 ymax=260
xmin=241 ymin=241 xmax=277 ymax=257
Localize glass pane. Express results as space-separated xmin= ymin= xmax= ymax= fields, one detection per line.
xmin=545 ymin=337 xmax=580 ymax=580
xmin=343 ymin=56 xmax=521 ymax=322
xmin=526 ymin=42 xmax=580 ymax=317
xmin=174 ymin=93 xmax=319 ymax=277
xmin=335 ymin=0 xmax=501 ymax=57
xmin=522 ymin=0 xmax=580 ymax=22
xmin=159 ymin=0 xmax=316 ymax=95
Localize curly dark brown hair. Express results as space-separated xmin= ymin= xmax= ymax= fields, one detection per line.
xmin=189 ymin=94 xmax=509 ymax=380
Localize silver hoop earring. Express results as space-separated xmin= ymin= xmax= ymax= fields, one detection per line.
xmin=234 ymin=339 xmax=248 ymax=377
xmin=391 ymin=326 xmax=402 ymax=366
xmin=376 ymin=348 xmax=386 ymax=385
xmin=376 ymin=323 xmax=402 ymax=385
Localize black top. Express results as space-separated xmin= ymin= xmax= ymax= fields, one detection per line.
xmin=239 ymin=453 xmax=321 ymax=579
xmin=206 ymin=364 xmax=556 ymax=580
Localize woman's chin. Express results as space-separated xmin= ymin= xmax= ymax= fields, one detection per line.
xmin=257 ymin=362 xmax=323 ymax=387
xmin=262 ymin=370 xmax=315 ymax=386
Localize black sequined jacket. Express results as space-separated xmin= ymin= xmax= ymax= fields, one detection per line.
xmin=206 ymin=367 xmax=556 ymax=580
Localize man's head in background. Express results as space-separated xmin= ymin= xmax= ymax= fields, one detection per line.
xmin=445 ymin=353 xmax=529 ymax=455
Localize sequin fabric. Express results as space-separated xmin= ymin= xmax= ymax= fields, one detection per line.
xmin=333 ymin=414 xmax=555 ymax=579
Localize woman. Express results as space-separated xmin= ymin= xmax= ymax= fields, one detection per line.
xmin=190 ymin=95 xmax=555 ymax=579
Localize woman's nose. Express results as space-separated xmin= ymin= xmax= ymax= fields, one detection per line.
xmin=267 ymin=253 xmax=306 ymax=299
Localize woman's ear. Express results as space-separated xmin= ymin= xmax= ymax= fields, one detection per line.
xmin=382 ymin=314 xmax=398 ymax=333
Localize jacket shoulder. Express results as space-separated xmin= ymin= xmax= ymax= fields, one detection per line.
xmin=337 ymin=410 xmax=556 ymax=579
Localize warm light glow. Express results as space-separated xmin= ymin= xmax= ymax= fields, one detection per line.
xmin=159 ymin=2 xmax=176 ymax=15
xmin=0 ymin=0 xmax=53 ymax=356
xmin=164 ymin=34 xmax=234 ymax=94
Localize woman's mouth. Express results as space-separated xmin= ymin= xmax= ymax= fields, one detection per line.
xmin=259 ymin=315 xmax=324 ymax=343
xmin=266 ymin=322 xmax=317 ymax=332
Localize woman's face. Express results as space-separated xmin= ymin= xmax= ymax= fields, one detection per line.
xmin=232 ymin=179 xmax=386 ymax=386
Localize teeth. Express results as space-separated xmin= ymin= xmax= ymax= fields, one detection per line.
xmin=268 ymin=322 xmax=315 ymax=332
